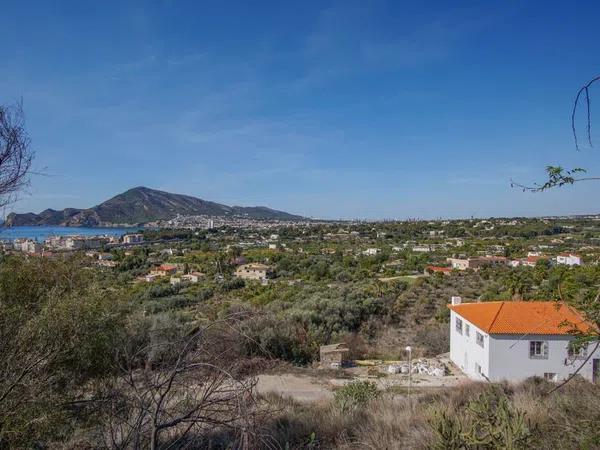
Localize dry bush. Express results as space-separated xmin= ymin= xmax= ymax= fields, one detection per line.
xmin=257 ymin=379 xmax=600 ymax=450
xmin=511 ymin=377 xmax=600 ymax=449
xmin=257 ymin=394 xmax=364 ymax=449
xmin=91 ymin=315 xmax=267 ymax=450
xmin=414 ymin=322 xmax=449 ymax=356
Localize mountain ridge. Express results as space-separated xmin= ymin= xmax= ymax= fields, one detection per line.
xmin=5 ymin=186 xmax=303 ymax=227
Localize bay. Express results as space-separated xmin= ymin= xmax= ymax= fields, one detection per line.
xmin=0 ymin=226 xmax=140 ymax=242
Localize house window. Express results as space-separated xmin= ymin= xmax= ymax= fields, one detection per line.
xmin=476 ymin=332 xmax=484 ymax=347
xmin=568 ymin=342 xmax=588 ymax=359
xmin=455 ymin=317 xmax=463 ymax=334
xmin=529 ymin=341 xmax=548 ymax=359
xmin=544 ymin=373 xmax=558 ymax=382
xmin=465 ymin=324 xmax=470 ymax=337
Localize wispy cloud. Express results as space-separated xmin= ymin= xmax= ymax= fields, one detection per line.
xmin=292 ymin=2 xmax=503 ymax=88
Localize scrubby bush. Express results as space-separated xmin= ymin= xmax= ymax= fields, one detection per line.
xmin=241 ymin=315 xmax=317 ymax=364
xmin=196 ymin=286 xmax=214 ymax=301
xmin=0 ymin=256 xmax=128 ymax=447
xmin=260 ymin=379 xmax=600 ymax=450
xmin=334 ymin=381 xmax=380 ymax=412
xmin=220 ymin=277 xmax=245 ymax=291
xmin=430 ymin=387 xmax=532 ymax=449
xmin=138 ymin=282 xmax=180 ymax=300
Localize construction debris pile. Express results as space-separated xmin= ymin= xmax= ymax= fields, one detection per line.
xmin=387 ymin=358 xmax=448 ymax=377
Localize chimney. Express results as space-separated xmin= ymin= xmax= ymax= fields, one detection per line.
xmin=451 ymin=296 xmax=462 ymax=305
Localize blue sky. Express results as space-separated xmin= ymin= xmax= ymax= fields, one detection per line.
xmin=1 ymin=0 xmax=600 ymax=219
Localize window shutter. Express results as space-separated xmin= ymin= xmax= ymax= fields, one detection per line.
xmin=542 ymin=341 xmax=549 ymax=359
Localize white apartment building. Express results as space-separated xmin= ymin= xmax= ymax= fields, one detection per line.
xmin=122 ymin=233 xmax=144 ymax=244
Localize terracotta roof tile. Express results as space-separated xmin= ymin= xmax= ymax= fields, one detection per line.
xmin=448 ymin=301 xmax=594 ymax=335
xmin=426 ymin=265 xmax=452 ymax=272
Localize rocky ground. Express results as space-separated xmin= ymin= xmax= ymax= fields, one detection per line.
xmin=256 ymin=355 xmax=468 ymax=402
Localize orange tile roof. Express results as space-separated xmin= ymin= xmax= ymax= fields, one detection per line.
xmin=426 ymin=265 xmax=452 ymax=272
xmin=448 ymin=301 xmax=595 ymax=335
xmin=525 ymin=255 xmax=547 ymax=263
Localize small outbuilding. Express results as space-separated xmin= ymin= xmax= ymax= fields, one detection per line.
xmin=319 ymin=343 xmax=350 ymax=369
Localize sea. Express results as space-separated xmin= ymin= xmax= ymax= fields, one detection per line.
xmin=0 ymin=226 xmax=139 ymax=242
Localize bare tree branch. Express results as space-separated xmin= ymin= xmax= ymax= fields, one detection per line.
xmin=572 ymin=75 xmax=600 ymax=150
xmin=0 ymin=101 xmax=34 ymax=207
xmin=513 ymin=74 xmax=600 ymax=190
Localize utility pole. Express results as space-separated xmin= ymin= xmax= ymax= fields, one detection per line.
xmin=405 ymin=345 xmax=412 ymax=410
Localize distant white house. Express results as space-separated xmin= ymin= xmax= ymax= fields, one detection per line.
xmin=234 ymin=263 xmax=273 ymax=282
xmin=556 ymin=253 xmax=582 ymax=266
xmin=412 ymin=245 xmax=432 ymax=253
xmin=362 ymin=248 xmax=380 ymax=256
xmin=447 ymin=256 xmax=509 ymax=271
xmin=448 ymin=297 xmax=598 ymax=382
xmin=19 ymin=239 xmax=43 ymax=254
xmin=123 ymin=233 xmax=144 ymax=244
xmin=171 ymin=272 xmax=204 ymax=285
xmin=144 ymin=273 xmax=161 ymax=283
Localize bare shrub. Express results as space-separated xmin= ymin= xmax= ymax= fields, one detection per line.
xmin=414 ymin=322 xmax=449 ymax=356
xmin=98 ymin=316 xmax=263 ymax=449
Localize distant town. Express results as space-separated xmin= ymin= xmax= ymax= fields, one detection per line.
xmin=4 ymin=214 xmax=599 ymax=289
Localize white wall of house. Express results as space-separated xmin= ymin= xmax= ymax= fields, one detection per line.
xmin=449 ymin=311 xmax=490 ymax=380
xmin=556 ymin=254 xmax=582 ymax=266
xmin=450 ymin=310 xmax=599 ymax=382
xmin=488 ymin=334 xmax=595 ymax=382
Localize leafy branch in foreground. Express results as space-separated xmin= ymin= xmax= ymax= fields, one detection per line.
xmin=511 ymin=166 xmax=600 ymax=192
xmin=513 ymin=74 xmax=600 ymax=192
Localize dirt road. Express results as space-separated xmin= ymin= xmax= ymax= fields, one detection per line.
xmin=256 ymin=374 xmax=334 ymax=402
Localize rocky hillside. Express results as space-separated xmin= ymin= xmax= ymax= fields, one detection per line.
xmin=5 ymin=186 xmax=303 ymax=227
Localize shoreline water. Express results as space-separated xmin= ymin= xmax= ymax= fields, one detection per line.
xmin=0 ymin=226 xmax=139 ymax=241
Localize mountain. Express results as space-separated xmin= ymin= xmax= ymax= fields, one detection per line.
xmin=5 ymin=186 xmax=303 ymax=227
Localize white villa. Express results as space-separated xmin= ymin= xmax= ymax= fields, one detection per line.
xmin=362 ymin=248 xmax=380 ymax=256
xmin=448 ymin=297 xmax=598 ymax=382
xmin=556 ymin=253 xmax=582 ymax=266
xmin=234 ymin=263 xmax=273 ymax=282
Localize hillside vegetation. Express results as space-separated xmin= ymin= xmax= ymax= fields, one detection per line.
xmin=4 ymin=186 xmax=302 ymax=226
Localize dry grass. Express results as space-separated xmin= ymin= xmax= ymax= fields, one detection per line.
xmin=255 ymin=378 xmax=600 ymax=450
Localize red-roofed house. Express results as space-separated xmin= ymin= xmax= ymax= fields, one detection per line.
xmin=448 ymin=297 xmax=598 ymax=382
xmin=152 ymin=264 xmax=179 ymax=276
xmin=521 ymin=255 xmax=549 ymax=267
xmin=424 ymin=265 xmax=452 ymax=276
